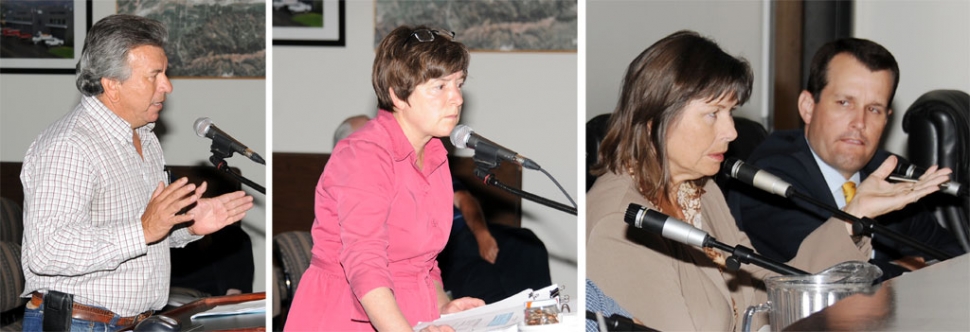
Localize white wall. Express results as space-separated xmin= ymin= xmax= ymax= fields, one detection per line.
xmin=587 ymin=0 xmax=769 ymax=123
xmin=854 ymin=0 xmax=970 ymax=158
xmin=273 ymin=1 xmax=579 ymax=291
xmin=0 ymin=2 xmax=267 ymax=293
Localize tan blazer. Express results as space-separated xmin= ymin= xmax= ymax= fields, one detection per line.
xmin=586 ymin=172 xmax=872 ymax=331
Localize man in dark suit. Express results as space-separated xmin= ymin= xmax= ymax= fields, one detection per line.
xmin=727 ymin=38 xmax=964 ymax=281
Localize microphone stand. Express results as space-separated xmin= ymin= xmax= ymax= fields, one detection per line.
xmin=703 ymin=236 xmax=809 ymax=276
xmin=790 ymin=191 xmax=952 ymax=261
xmin=471 ymin=148 xmax=577 ymax=215
xmin=208 ymin=141 xmax=265 ymax=194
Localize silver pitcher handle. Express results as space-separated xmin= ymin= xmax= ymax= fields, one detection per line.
xmin=742 ymin=302 xmax=771 ymax=332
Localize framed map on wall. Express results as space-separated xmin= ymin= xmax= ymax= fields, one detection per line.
xmin=375 ymin=0 xmax=577 ymax=52
xmin=116 ymin=0 xmax=266 ymax=78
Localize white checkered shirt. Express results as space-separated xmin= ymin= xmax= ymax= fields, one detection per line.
xmin=20 ymin=96 xmax=201 ymax=316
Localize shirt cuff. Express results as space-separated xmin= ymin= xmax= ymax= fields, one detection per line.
xmin=117 ymin=217 xmax=149 ymax=261
xmin=169 ymin=227 xmax=204 ymax=248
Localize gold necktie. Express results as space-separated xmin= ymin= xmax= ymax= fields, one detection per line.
xmin=842 ymin=181 xmax=857 ymax=204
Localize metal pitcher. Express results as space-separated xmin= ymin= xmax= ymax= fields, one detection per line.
xmin=742 ymin=261 xmax=882 ymax=331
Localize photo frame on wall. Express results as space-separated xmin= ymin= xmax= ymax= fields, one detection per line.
xmin=0 ymin=0 xmax=92 ymax=74
xmin=374 ymin=0 xmax=577 ymax=52
xmin=116 ymin=0 xmax=266 ymax=78
xmin=273 ymin=0 xmax=344 ymax=47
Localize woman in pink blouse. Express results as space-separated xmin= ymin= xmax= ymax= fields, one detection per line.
xmin=284 ymin=25 xmax=484 ymax=331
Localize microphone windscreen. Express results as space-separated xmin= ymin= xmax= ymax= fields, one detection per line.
xmin=193 ymin=117 xmax=212 ymax=137
xmin=450 ymin=124 xmax=473 ymax=149
xmin=727 ymin=158 xmax=758 ymax=184
xmin=624 ymin=204 xmax=642 ymax=226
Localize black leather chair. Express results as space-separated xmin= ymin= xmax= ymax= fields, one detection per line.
xmin=714 ymin=116 xmax=769 ymax=196
xmin=902 ymin=89 xmax=970 ymax=252
xmin=585 ymin=113 xmax=612 ymax=192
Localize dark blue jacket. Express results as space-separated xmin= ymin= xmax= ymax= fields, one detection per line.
xmin=727 ymin=129 xmax=964 ymax=280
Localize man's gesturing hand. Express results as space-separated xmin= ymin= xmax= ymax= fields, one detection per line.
xmin=142 ymin=177 xmax=200 ymax=244
xmin=187 ymin=182 xmax=254 ymax=236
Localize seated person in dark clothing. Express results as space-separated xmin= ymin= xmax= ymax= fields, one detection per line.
xmin=438 ymin=179 xmax=552 ymax=303
xmin=727 ymin=38 xmax=965 ymax=282
xmin=170 ymin=224 xmax=254 ymax=298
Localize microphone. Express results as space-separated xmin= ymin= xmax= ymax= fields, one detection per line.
xmin=724 ymin=157 xmax=793 ymax=198
xmin=892 ymin=161 xmax=965 ymax=197
xmin=194 ymin=117 xmax=265 ymax=165
xmin=450 ymin=124 xmax=540 ymax=170
xmin=624 ymin=203 xmax=710 ymax=248
xmin=623 ymin=203 xmax=808 ymax=275
xmin=894 ymin=162 xmax=924 ymax=178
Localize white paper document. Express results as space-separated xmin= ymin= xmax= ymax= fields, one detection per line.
xmin=413 ymin=285 xmax=563 ymax=332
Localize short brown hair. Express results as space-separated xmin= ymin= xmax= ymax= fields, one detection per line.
xmin=373 ymin=25 xmax=470 ymax=111
xmin=593 ymin=30 xmax=753 ymax=204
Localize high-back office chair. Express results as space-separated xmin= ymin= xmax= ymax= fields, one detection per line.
xmin=0 ymin=197 xmax=23 ymax=245
xmin=714 ymin=117 xmax=769 ymax=196
xmin=586 ymin=113 xmax=611 ymax=192
xmin=0 ymin=242 xmax=25 ymax=331
xmin=0 ymin=198 xmax=25 ymax=331
xmin=902 ymin=89 xmax=970 ymax=252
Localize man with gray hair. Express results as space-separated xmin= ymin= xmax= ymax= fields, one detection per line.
xmin=20 ymin=14 xmax=253 ymax=331
xmin=332 ymin=114 xmax=371 ymax=148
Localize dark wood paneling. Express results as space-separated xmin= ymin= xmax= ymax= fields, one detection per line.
xmin=773 ymin=0 xmax=804 ymax=131
xmin=0 ymin=162 xmax=24 ymax=206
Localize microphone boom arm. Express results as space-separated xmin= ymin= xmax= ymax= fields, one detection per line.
xmin=210 ymin=155 xmax=265 ymax=194
xmin=789 ymin=191 xmax=952 ymax=261
xmin=706 ymin=238 xmax=809 ymax=276
xmin=473 ymin=167 xmax=577 ymax=216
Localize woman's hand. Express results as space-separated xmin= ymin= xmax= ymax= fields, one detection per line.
xmin=845 ymin=155 xmax=952 ymax=219
xmin=419 ymin=325 xmax=456 ymax=332
xmin=440 ymin=297 xmax=485 ymax=315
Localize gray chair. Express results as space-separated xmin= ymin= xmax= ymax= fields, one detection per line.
xmin=273 ymin=231 xmax=313 ymax=326
xmin=0 ymin=242 xmax=25 ymax=331
xmin=0 ymin=197 xmax=25 ymax=331
xmin=0 ymin=197 xmax=23 ymax=245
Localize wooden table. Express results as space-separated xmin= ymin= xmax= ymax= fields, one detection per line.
xmin=122 ymin=292 xmax=265 ymax=331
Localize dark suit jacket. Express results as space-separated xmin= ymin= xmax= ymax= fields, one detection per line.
xmin=727 ymin=129 xmax=964 ymax=280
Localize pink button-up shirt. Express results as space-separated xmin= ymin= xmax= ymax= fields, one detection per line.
xmin=296 ymin=110 xmax=453 ymax=327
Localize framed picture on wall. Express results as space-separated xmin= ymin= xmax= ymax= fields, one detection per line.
xmin=273 ymin=0 xmax=344 ymax=47
xmin=374 ymin=0 xmax=577 ymax=52
xmin=116 ymin=0 xmax=266 ymax=78
xmin=0 ymin=0 xmax=91 ymax=74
